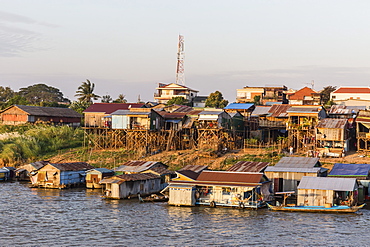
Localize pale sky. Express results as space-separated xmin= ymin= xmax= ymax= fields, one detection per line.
xmin=1 ymin=0 xmax=370 ymax=103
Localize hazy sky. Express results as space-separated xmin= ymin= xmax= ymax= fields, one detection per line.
xmin=1 ymin=1 xmax=370 ymax=102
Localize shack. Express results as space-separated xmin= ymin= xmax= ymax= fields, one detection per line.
xmin=30 ymin=162 xmax=94 ymax=189
xmin=0 ymin=168 xmax=10 ymax=181
xmin=297 ymin=176 xmax=358 ymax=207
xmin=0 ymin=105 xmax=82 ymax=126
xmin=16 ymin=161 xmax=48 ymax=181
xmin=86 ymin=168 xmax=115 ymax=189
xmin=197 ymin=110 xmax=231 ymax=129
xmin=316 ymin=118 xmax=350 ymax=156
xmin=110 ymin=108 xmax=163 ymax=130
xmin=100 ymin=173 xmax=161 ymax=199
xmin=167 ymin=170 xmax=272 ymax=208
xmin=264 ymin=157 xmax=328 ymax=193
xmin=114 ymin=160 xmax=173 ymax=190
xmin=329 ymin=163 xmax=370 ymax=202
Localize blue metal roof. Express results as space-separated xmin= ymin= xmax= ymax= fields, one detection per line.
xmin=224 ymin=103 xmax=254 ymax=110
xmin=93 ymin=168 xmax=114 ymax=173
xmin=329 ymin=163 xmax=370 ymax=177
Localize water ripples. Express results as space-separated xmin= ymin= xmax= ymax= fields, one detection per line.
xmin=1 ymin=182 xmax=369 ymax=246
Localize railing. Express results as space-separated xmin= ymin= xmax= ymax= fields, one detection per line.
xmin=259 ymin=120 xmax=286 ymax=128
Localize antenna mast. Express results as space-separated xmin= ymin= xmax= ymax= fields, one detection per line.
xmin=176 ymin=34 xmax=185 ymax=85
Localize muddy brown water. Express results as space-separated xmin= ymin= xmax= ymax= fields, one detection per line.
xmin=1 ymin=182 xmax=369 ymax=246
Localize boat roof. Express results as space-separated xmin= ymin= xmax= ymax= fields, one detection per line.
xmin=329 ymin=163 xmax=370 ymax=177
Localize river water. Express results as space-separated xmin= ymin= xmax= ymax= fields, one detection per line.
xmin=1 ymin=181 xmax=369 ymax=246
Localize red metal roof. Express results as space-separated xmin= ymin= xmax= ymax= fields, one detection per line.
xmin=83 ymin=103 xmax=144 ymax=114
xmin=227 ymin=161 xmax=269 ymax=173
xmin=197 ymin=171 xmax=263 ymax=184
xmin=289 ymin=87 xmax=317 ymax=100
xmin=333 ymin=87 xmax=370 ymax=94
xmin=158 ymin=112 xmax=187 ymax=119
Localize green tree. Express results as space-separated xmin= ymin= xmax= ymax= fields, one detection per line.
xmin=320 ymin=86 xmax=336 ymax=105
xmin=101 ymin=95 xmax=113 ymax=103
xmin=253 ymin=95 xmax=261 ymax=105
xmin=18 ymin=84 xmax=69 ymax=105
xmin=0 ymin=86 xmax=15 ymax=102
xmin=166 ymin=96 xmax=188 ymax=106
xmin=1 ymin=95 xmax=30 ymax=109
xmin=113 ymin=94 xmax=127 ymax=103
xmin=205 ymin=91 xmax=229 ymax=108
xmin=69 ymin=100 xmax=91 ymax=114
xmin=75 ymin=79 xmax=100 ymax=104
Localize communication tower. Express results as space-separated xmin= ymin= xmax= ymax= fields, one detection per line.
xmin=176 ymin=34 xmax=185 ymax=85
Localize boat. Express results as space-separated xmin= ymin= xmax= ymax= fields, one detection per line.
xmin=267 ymin=203 xmax=365 ymax=213
xmin=138 ymin=194 xmax=169 ymax=203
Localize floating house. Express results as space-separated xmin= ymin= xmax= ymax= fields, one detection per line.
xmin=0 ymin=105 xmax=82 ymax=126
xmin=100 ymin=173 xmax=162 ymax=199
xmin=0 ymin=168 xmax=10 ymax=181
xmin=86 ymin=168 xmax=115 ymax=189
xmin=115 ymin=161 xmax=174 ymax=190
xmin=264 ymin=157 xmax=328 ymax=193
xmin=297 ymin=176 xmax=358 ymax=207
xmin=16 ymin=161 xmax=48 ymax=181
xmin=329 ymin=163 xmax=370 ymax=202
xmin=30 ymin=162 xmax=94 ymax=189
xmin=167 ymin=170 xmax=272 ymax=208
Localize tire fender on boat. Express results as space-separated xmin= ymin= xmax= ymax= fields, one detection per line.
xmin=210 ymin=201 xmax=216 ymax=208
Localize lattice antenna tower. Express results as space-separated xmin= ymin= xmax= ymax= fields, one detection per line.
xmin=176 ymin=34 xmax=185 ymax=85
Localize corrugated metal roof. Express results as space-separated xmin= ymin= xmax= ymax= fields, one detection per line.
xmin=110 ymin=110 xmax=150 ymax=116
xmin=88 ymin=168 xmax=114 ymax=174
xmin=83 ymin=103 xmax=144 ymax=114
xmin=115 ymin=161 xmax=167 ymax=173
xmin=328 ymin=105 xmax=364 ymax=115
xmin=264 ymin=167 xmax=327 ymax=173
xmin=316 ymin=118 xmax=347 ymax=129
xmin=10 ymin=105 xmax=82 ymax=118
xmin=100 ymin=173 xmax=160 ymax=184
xmin=199 ymin=111 xmax=224 ymax=115
xmin=224 ymin=103 xmax=254 ymax=110
xmin=274 ymin=157 xmax=320 ymax=168
xmin=298 ymin=176 xmax=357 ymax=191
xmin=179 ymin=164 xmax=208 ymax=173
xmin=171 ymin=105 xmax=194 ymax=113
xmin=356 ymin=110 xmax=370 ymax=123
xmin=149 ymin=166 xmax=175 ymax=175
xmin=30 ymin=161 xmax=49 ymax=170
xmin=287 ymin=106 xmax=322 ymax=113
xmin=329 ymin=163 xmax=370 ymax=177
xmin=197 ymin=171 xmax=263 ymax=184
xmin=268 ymin=104 xmax=291 ymax=118
xmin=251 ymin=106 xmax=271 ymax=116
xmin=158 ymin=112 xmax=186 ymax=119
xmin=227 ymin=161 xmax=269 ymax=173
xmin=50 ymin=162 xmax=94 ymax=171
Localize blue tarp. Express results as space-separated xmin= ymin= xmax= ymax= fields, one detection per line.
xmin=329 ymin=163 xmax=370 ymax=176
xmin=224 ymin=103 xmax=254 ymax=110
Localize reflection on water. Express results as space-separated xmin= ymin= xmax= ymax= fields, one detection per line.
xmin=1 ymin=182 xmax=369 ymax=246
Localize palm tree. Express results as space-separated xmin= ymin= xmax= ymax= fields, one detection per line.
xmin=75 ymin=79 xmax=100 ymax=104
xmin=113 ymin=94 xmax=127 ymax=103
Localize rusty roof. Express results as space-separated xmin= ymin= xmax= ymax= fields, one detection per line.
xmin=288 ymin=87 xmax=318 ymax=100
xmin=83 ymin=103 xmax=144 ymax=114
xmin=171 ymin=105 xmax=194 ymax=113
xmin=227 ymin=161 xmax=269 ymax=173
xmin=287 ymin=105 xmax=323 ymax=114
xmin=316 ymin=118 xmax=348 ymax=129
xmin=333 ymin=87 xmax=370 ymax=94
xmin=268 ymin=104 xmax=291 ymax=117
xmin=328 ymin=105 xmax=364 ymax=115
xmin=158 ymin=112 xmax=187 ymax=119
xmin=100 ymin=173 xmax=160 ymax=184
xmin=179 ymin=164 xmax=208 ymax=173
xmin=49 ymin=162 xmax=94 ymax=171
xmin=115 ymin=161 xmax=167 ymax=173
